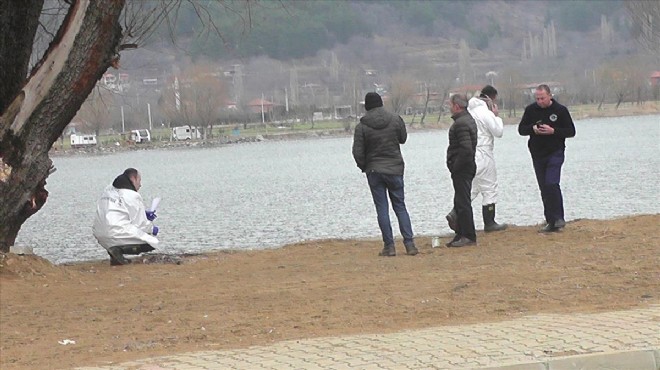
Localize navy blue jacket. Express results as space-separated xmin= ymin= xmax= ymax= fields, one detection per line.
xmin=518 ymin=99 xmax=576 ymax=157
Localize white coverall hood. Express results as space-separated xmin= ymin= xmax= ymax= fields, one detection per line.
xmin=468 ymin=97 xmax=504 ymax=152
xmin=467 ymin=96 xmax=505 ymax=205
xmin=92 ymin=185 xmax=159 ymax=250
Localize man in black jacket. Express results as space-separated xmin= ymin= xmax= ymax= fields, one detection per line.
xmin=352 ymin=92 xmax=418 ymax=257
xmin=518 ymin=84 xmax=576 ymax=232
xmin=446 ymin=93 xmax=478 ymax=247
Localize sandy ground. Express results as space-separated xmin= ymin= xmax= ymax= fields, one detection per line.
xmin=1 ymin=214 xmax=659 ymax=370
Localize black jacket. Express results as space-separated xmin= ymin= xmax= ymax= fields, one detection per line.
xmin=518 ymin=99 xmax=576 ymax=157
xmin=447 ymin=110 xmax=477 ymax=176
xmin=352 ymin=107 xmax=407 ymax=175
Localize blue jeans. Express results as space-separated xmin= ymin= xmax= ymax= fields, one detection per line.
xmin=532 ymin=149 xmax=565 ymax=225
xmin=366 ymin=172 xmax=414 ymax=248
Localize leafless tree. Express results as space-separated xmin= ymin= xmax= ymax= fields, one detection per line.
xmin=75 ymin=87 xmax=117 ymax=137
xmin=388 ymin=74 xmax=415 ymax=115
xmin=625 ymin=0 xmax=660 ymax=56
xmin=161 ymin=62 xmax=228 ymax=139
xmin=597 ymin=59 xmax=649 ymax=109
xmin=0 ymin=0 xmax=255 ymax=252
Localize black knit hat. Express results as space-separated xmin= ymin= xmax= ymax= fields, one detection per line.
xmin=364 ymin=92 xmax=383 ymax=111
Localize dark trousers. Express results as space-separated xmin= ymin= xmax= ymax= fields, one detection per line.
xmin=451 ymin=172 xmax=477 ymax=241
xmin=366 ymin=172 xmax=415 ymax=248
xmin=532 ymin=149 xmax=565 ymax=225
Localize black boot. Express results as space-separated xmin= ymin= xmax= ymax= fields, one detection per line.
xmin=404 ymin=244 xmax=419 ymax=256
xmin=446 ymin=208 xmax=458 ymax=232
xmin=120 ymin=244 xmax=155 ymax=255
xmin=107 ymin=246 xmax=130 ymax=265
xmin=378 ymin=245 xmax=396 ymax=257
xmin=483 ymin=204 xmax=507 ymax=232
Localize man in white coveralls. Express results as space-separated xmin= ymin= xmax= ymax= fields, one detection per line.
xmin=93 ymin=168 xmax=159 ymax=265
xmin=447 ymin=85 xmax=507 ymax=233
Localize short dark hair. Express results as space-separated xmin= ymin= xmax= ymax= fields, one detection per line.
xmin=123 ymin=168 xmax=138 ymax=178
xmin=536 ymin=84 xmax=552 ymax=95
xmin=480 ymin=85 xmax=498 ymax=99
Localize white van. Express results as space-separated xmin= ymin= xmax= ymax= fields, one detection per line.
xmin=128 ymin=129 xmax=151 ymax=143
xmin=172 ymin=125 xmax=202 ymax=140
xmin=70 ymin=133 xmax=97 ymax=147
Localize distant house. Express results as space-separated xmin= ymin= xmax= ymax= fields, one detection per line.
xmin=246 ymin=98 xmax=274 ymax=114
xmin=650 ymin=71 xmax=660 ymax=86
xmin=449 ymin=85 xmax=484 ymax=99
xmin=519 ymin=81 xmax=563 ymax=97
xmin=224 ymin=100 xmax=238 ymax=110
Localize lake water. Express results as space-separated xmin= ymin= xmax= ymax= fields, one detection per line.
xmin=15 ymin=115 xmax=660 ymax=264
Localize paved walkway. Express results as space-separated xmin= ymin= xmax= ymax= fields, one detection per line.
xmin=77 ymin=305 xmax=660 ymax=370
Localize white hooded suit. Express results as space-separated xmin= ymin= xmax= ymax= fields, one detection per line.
xmin=92 ymin=185 xmax=159 ymax=250
xmin=467 ymin=96 xmax=504 ymax=205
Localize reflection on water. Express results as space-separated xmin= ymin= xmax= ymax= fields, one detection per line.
xmin=16 ymin=115 xmax=660 ymax=264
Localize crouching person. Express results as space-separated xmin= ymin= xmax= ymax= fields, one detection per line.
xmin=93 ymin=168 xmax=159 ymax=265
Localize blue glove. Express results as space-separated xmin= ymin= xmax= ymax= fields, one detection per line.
xmin=146 ymin=210 xmax=157 ymax=221
xmin=152 ymin=226 xmax=159 ymax=236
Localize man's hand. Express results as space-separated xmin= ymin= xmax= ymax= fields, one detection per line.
xmin=146 ymin=210 xmax=157 ymax=221
xmin=533 ymin=123 xmax=554 ymax=135
xmin=492 ymin=103 xmax=499 ymax=117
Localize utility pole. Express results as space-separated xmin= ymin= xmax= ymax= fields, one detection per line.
xmin=261 ymin=93 xmax=265 ymax=124
xmin=147 ymin=103 xmax=152 ymax=131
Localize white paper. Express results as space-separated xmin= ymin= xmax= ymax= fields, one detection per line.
xmin=149 ymin=197 xmax=161 ymax=212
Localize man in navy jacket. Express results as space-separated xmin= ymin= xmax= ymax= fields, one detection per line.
xmin=518 ymin=84 xmax=576 ymax=232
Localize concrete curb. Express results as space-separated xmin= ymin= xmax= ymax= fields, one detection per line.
xmin=75 ymin=305 xmax=660 ymax=370
xmin=479 ymin=349 xmax=659 ymax=370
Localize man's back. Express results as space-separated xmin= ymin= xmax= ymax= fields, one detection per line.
xmin=352 ymin=107 xmax=407 ymax=176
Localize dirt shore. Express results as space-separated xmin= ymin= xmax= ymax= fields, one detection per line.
xmin=1 ymin=214 xmax=658 ymax=369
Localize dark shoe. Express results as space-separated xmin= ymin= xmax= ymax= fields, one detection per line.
xmin=447 ymin=237 xmax=476 ymax=248
xmin=405 ymin=244 xmax=419 ymax=256
xmin=378 ymin=245 xmax=396 ymax=257
xmin=108 ymin=246 xmax=130 ymax=265
xmin=446 ymin=209 xmax=458 ymax=232
xmin=554 ymin=219 xmax=566 ymax=229
xmin=538 ymin=223 xmax=560 ymax=233
xmin=483 ymin=204 xmax=508 ymax=232
xmin=121 ymin=244 xmax=155 ymax=255
xmin=445 ymin=234 xmax=460 ymax=247
xmin=484 ymin=222 xmax=508 ymax=232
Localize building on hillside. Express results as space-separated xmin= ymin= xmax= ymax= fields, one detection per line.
xmin=246 ymin=98 xmax=274 ymax=114
xmin=649 ymin=71 xmax=660 ymax=86
xmin=449 ymin=85 xmax=484 ymax=99
xmin=519 ymin=81 xmax=563 ymax=97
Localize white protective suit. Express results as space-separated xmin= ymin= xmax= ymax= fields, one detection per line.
xmin=92 ymin=185 xmax=159 ymax=251
xmin=467 ymin=96 xmax=504 ymax=205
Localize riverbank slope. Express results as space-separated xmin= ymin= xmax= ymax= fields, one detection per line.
xmin=1 ymin=214 xmax=658 ymax=369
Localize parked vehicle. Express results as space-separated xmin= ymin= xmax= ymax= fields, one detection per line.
xmin=70 ymin=133 xmax=97 ymax=147
xmin=172 ymin=125 xmax=202 ymax=140
xmin=123 ymin=129 xmax=151 ymax=143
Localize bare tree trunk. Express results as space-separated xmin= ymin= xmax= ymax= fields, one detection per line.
xmin=419 ymin=86 xmax=430 ymax=126
xmin=615 ymin=93 xmax=624 ymax=109
xmin=597 ymin=93 xmax=606 ymax=110
xmin=436 ymin=85 xmax=452 ymax=124
xmin=0 ymin=0 xmax=125 ymax=252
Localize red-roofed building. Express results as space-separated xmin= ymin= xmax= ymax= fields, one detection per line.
xmin=650 ymin=71 xmax=660 ymax=86
xmin=246 ymin=98 xmax=274 ymax=114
